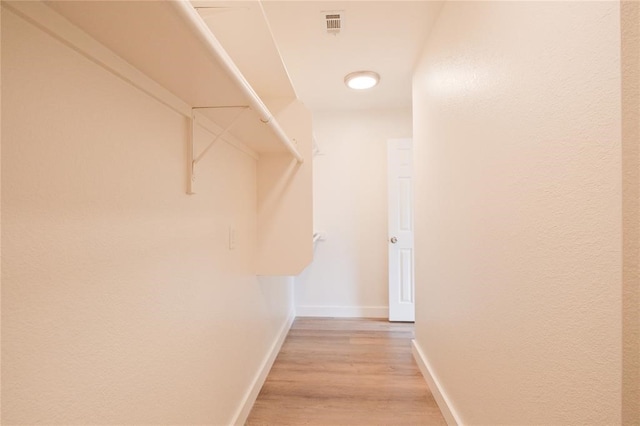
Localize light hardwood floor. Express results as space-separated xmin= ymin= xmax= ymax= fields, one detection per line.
xmin=246 ymin=317 xmax=446 ymax=425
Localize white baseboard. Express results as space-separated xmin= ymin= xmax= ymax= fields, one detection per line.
xmin=411 ymin=339 xmax=462 ymax=426
xmin=231 ymin=309 xmax=295 ymax=426
xmin=295 ymin=305 xmax=388 ymax=318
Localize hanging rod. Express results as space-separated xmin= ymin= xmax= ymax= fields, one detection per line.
xmin=172 ymin=0 xmax=304 ymax=164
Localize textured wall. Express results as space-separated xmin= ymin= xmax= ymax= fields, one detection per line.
xmin=295 ymin=109 xmax=412 ymax=317
xmin=0 ymin=3 xmax=3 ymax=414
xmin=621 ymin=1 xmax=640 ymax=423
xmin=412 ymin=1 xmax=622 ymax=423
xmin=1 ymin=9 xmax=293 ymax=424
xmin=257 ymin=99 xmax=314 ymax=276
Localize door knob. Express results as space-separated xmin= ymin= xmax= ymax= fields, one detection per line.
xmin=390 ymin=237 xmax=398 ymax=244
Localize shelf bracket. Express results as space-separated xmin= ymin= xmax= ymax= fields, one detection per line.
xmin=187 ymin=106 xmax=249 ymax=194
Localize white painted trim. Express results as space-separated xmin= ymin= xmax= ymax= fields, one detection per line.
xmin=295 ymin=305 xmax=388 ymax=319
xmin=230 ymin=309 xmax=295 ymax=426
xmin=411 ymin=339 xmax=462 ymax=426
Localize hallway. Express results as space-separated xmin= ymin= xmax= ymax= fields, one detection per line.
xmin=247 ymin=318 xmax=446 ymax=425
xmin=2 ymin=0 xmax=636 ymax=424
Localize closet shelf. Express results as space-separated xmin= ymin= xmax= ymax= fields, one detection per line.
xmin=17 ymin=0 xmax=303 ymax=164
xmin=5 ymin=0 xmax=314 ymax=275
xmin=173 ymin=1 xmax=303 ymax=164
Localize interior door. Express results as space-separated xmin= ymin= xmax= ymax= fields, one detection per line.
xmin=387 ymin=138 xmax=415 ymax=322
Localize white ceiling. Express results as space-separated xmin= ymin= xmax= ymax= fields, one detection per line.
xmin=261 ymin=1 xmax=440 ymax=111
xmin=194 ymin=1 xmax=441 ymax=112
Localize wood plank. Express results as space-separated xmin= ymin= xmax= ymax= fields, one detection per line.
xmin=246 ymin=318 xmax=446 ymax=425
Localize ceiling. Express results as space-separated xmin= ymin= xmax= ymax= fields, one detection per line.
xmin=50 ymin=1 xmax=440 ymax=114
xmin=261 ymin=1 xmax=440 ymax=111
xmin=194 ymin=0 xmax=442 ymax=112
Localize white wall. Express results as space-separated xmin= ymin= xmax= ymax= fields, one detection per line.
xmin=412 ymin=1 xmax=622 ymax=424
xmin=295 ymin=109 xmax=412 ymax=318
xmin=1 ymin=9 xmax=293 ymax=424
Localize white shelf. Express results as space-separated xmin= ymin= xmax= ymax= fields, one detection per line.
xmin=10 ymin=0 xmax=303 ymax=164
xmin=6 ymin=0 xmax=315 ymax=275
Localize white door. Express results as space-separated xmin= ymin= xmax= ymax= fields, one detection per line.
xmin=388 ymin=138 xmax=415 ymax=322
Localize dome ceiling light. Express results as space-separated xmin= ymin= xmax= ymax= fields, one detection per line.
xmin=344 ymin=71 xmax=380 ymax=90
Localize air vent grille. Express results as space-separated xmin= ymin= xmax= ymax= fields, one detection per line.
xmin=323 ymin=11 xmax=343 ymax=35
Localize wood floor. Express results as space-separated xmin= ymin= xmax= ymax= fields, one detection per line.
xmin=246 ymin=318 xmax=446 ymax=425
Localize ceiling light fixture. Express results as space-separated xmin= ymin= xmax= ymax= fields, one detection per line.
xmin=344 ymin=71 xmax=380 ymax=90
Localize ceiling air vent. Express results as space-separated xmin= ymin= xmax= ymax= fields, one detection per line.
xmin=323 ymin=11 xmax=343 ymax=35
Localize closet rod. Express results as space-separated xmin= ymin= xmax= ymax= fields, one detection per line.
xmin=171 ymin=0 xmax=304 ymax=164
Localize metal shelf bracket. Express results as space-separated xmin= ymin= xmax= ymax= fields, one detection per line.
xmin=188 ymin=106 xmax=249 ymax=194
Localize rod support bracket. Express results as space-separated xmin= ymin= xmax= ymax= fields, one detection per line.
xmin=187 ymin=106 xmax=249 ymax=195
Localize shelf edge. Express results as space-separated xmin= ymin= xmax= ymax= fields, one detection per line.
xmin=172 ymin=0 xmax=304 ymax=163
